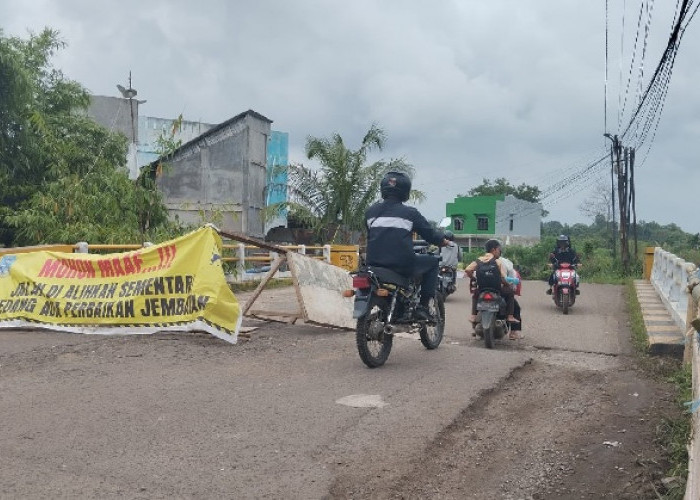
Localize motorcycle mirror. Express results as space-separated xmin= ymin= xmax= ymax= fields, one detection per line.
xmin=438 ymin=216 xmax=451 ymax=228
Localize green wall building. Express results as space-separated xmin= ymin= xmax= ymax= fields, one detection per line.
xmin=445 ymin=194 xmax=542 ymax=247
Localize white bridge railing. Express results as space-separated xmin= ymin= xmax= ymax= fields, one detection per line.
xmin=650 ymin=247 xmax=694 ymax=332
xmin=651 ymin=248 xmax=700 ymax=500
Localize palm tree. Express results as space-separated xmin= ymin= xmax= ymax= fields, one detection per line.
xmin=266 ymin=124 xmax=422 ymax=243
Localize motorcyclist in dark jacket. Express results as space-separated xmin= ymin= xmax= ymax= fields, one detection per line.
xmin=547 ymin=234 xmax=580 ymax=294
xmin=365 ymin=171 xmax=450 ymax=319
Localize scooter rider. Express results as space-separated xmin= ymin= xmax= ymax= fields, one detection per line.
xmin=365 ymin=171 xmax=450 ymax=320
xmin=465 ymin=239 xmax=518 ymax=324
xmin=440 ymin=231 xmax=462 ymax=268
xmin=547 ymin=234 xmax=580 ymax=295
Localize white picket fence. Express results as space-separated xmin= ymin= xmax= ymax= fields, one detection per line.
xmin=650 ymin=248 xmax=700 ymax=499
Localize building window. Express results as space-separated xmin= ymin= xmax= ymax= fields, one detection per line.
xmin=477 ymin=216 xmax=488 ymax=231
xmin=453 ymin=217 xmax=464 ymax=231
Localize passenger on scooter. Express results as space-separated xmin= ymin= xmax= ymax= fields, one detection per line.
xmin=465 ymin=239 xmax=518 ymax=324
xmin=439 ymin=231 xmax=462 ymax=268
xmin=547 ymin=234 xmax=580 ymax=295
xmin=365 ymin=171 xmax=450 ymax=320
xmin=501 ymin=257 xmax=523 ymax=339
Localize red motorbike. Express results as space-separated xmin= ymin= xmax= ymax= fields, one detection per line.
xmin=551 ymin=260 xmax=579 ymax=314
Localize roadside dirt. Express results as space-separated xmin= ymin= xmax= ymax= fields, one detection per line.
xmin=329 ymin=347 xmax=684 ymax=499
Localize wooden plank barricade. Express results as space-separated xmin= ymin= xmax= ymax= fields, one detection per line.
xmin=218 ymin=229 xmax=354 ymax=331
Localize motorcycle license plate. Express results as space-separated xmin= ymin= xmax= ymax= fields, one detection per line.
xmin=477 ymin=302 xmax=499 ymax=312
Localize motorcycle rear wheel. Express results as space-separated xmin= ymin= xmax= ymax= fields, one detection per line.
xmin=562 ymin=293 xmax=570 ymax=315
xmin=356 ymin=297 xmax=393 ymax=368
xmin=484 ymin=321 xmax=495 ymax=349
xmin=420 ymin=293 xmax=445 ymax=349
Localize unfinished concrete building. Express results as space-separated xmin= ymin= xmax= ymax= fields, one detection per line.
xmin=154 ymin=110 xmax=272 ymax=238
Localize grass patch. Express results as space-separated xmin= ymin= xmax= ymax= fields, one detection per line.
xmin=626 ymin=280 xmax=652 ymax=354
xmin=625 ymin=280 xmax=691 ymax=498
xmin=657 ymin=362 xmax=692 ymax=500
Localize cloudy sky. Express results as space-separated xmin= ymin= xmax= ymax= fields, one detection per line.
xmin=4 ymin=1 xmax=699 ymax=233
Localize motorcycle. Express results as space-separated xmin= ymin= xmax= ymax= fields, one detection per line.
xmin=551 ymin=259 xmax=579 ymax=315
xmin=348 ymin=264 xmax=445 ymax=367
xmin=438 ymin=265 xmax=458 ymax=297
xmin=346 ymin=241 xmax=447 ymax=368
xmin=472 ymin=285 xmax=510 ymax=349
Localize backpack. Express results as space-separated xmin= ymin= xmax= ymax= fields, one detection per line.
xmin=475 ymin=258 xmax=502 ymax=291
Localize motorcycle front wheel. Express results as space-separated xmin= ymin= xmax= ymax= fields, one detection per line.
xmin=420 ymin=293 xmax=445 ymax=349
xmin=356 ymin=296 xmax=393 ymax=368
xmin=562 ymin=293 xmax=570 ymax=315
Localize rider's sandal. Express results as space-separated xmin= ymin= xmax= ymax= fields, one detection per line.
xmin=509 ymin=331 xmax=523 ymax=340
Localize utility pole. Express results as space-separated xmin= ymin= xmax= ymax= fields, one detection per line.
xmin=603 ymin=134 xmax=618 ymax=259
xmin=630 ymin=147 xmax=637 ymax=262
xmin=618 ymin=146 xmax=629 ymax=273
xmin=604 ymin=133 xmax=636 ymax=274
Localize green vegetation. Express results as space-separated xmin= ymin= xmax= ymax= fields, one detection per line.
xmin=460 ymin=235 xmax=634 ymax=284
xmin=457 ymin=214 xmax=698 ymax=284
xmin=461 ymin=177 xmax=542 ymax=204
xmin=0 ymin=28 xmax=184 ymax=247
xmin=543 ymin=216 xmax=699 ymax=265
xmin=462 ymin=177 xmax=548 ymax=217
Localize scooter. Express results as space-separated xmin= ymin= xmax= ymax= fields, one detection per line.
xmin=473 ymin=287 xmax=510 ymax=349
xmin=438 ymin=265 xmax=457 ymax=297
xmin=551 ymin=259 xmax=579 ymax=315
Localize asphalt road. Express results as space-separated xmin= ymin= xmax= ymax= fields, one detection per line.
xmin=0 ymin=279 xmax=629 ymax=498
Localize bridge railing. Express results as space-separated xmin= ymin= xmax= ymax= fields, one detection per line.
xmin=650 ymin=247 xmax=694 ymax=332
xmin=651 ymin=248 xmax=700 ymax=499
xmin=0 ymin=241 xmax=358 ymax=283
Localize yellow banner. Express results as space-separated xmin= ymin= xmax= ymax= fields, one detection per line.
xmin=0 ymin=226 xmax=241 ymax=343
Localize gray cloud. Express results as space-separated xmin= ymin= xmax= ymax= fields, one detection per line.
xmin=5 ymin=0 xmax=699 ymax=232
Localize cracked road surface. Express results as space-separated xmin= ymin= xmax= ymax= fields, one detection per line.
xmin=0 ymin=281 xmax=681 ymax=498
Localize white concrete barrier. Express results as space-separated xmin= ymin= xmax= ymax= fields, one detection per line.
xmin=685 ymin=280 xmax=700 ymax=500
xmin=651 ymin=247 xmax=692 ymax=332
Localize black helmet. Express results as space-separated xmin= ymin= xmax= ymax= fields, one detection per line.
xmin=444 ymin=230 xmax=454 ymax=241
xmin=557 ymin=234 xmax=569 ymax=246
xmin=485 ymin=239 xmax=501 ymax=252
xmin=380 ymin=171 xmax=411 ymax=202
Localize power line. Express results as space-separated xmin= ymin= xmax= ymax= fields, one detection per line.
xmin=617 ymin=1 xmax=646 ymax=132
xmin=605 ymin=0 xmax=609 ymax=135
xmin=620 ymin=0 xmax=693 ymax=142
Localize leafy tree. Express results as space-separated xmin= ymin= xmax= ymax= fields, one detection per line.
xmin=462 ymin=177 xmax=548 ymax=217
xmin=464 ymin=177 xmax=542 ymax=204
xmin=266 ymin=124 xmax=421 ymax=243
xmin=0 ymin=28 xmax=177 ymax=245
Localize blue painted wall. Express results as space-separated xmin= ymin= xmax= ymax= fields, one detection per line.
xmin=266 ymin=131 xmax=289 ymax=229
